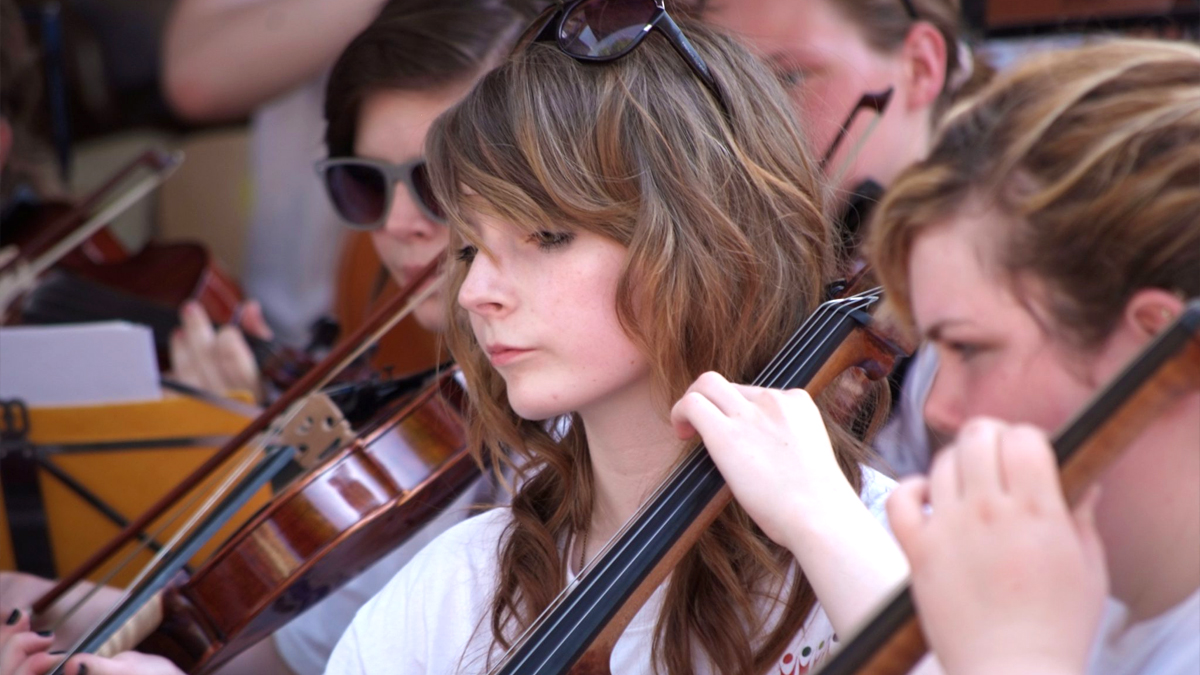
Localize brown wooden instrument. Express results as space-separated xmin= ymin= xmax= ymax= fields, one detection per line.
xmin=135 ymin=368 xmax=475 ymax=672
xmin=32 ymin=258 xmax=441 ymax=617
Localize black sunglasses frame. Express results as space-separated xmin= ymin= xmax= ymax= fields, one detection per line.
xmin=314 ymin=157 xmax=444 ymax=231
xmin=517 ymin=0 xmax=726 ymax=112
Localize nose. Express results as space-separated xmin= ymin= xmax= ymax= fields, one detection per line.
xmin=457 ymin=250 xmax=513 ymax=319
xmin=922 ymin=364 xmax=964 ymax=442
xmin=381 ymin=189 xmax=439 ymax=243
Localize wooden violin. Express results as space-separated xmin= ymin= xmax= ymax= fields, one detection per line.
xmin=813 ymin=299 xmax=1200 ymax=675
xmin=35 ymin=256 xmax=492 ymax=674
xmin=129 ymin=365 xmax=476 ymax=672
xmin=0 ymin=148 xmax=374 ymax=391
xmin=486 ymin=286 xmax=906 ymax=675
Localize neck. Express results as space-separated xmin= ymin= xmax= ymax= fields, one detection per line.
xmin=1111 ymin=396 xmax=1200 ymax=623
xmin=577 ymin=381 xmax=684 ymax=550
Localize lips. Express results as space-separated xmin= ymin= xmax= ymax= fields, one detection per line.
xmin=485 ymin=344 xmax=535 ymax=366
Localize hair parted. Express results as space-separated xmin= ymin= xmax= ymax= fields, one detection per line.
xmin=323 ymin=0 xmax=539 ymax=157
xmin=868 ymin=39 xmax=1200 ymax=348
xmin=426 ymin=18 xmax=869 ymax=675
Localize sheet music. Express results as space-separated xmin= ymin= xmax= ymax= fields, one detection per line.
xmin=0 ymin=322 xmax=162 ymax=406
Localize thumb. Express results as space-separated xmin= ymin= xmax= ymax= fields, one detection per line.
xmin=239 ymin=301 xmax=274 ymax=341
xmin=1072 ymin=484 xmax=1108 ymax=584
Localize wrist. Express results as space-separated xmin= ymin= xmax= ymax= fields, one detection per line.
xmin=777 ymin=479 xmax=870 ymax=558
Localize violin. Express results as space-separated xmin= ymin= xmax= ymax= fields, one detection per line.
xmin=0 ymin=148 xmax=370 ymax=391
xmin=810 ymin=299 xmax=1200 ymax=675
xmin=485 ymin=286 xmax=906 ymax=675
xmin=0 ymin=150 xmax=183 ymax=317
xmin=134 ymin=366 xmax=474 ymax=672
xmin=34 ymin=257 xmax=489 ymax=674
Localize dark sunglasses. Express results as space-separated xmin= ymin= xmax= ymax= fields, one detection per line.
xmin=516 ymin=0 xmax=726 ymax=111
xmin=314 ymin=157 xmax=444 ymax=230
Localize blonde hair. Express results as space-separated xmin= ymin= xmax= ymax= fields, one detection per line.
xmin=427 ymin=19 xmax=867 ymax=675
xmin=868 ymin=39 xmax=1200 ymax=347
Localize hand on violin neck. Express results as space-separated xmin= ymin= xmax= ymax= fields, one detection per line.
xmin=170 ymin=301 xmax=266 ymax=402
xmin=669 ymin=371 xmax=861 ymax=549
xmin=887 ymin=419 xmax=1107 ymax=675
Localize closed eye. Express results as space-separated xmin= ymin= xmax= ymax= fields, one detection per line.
xmin=528 ymin=230 xmax=575 ymax=250
xmin=456 ymin=245 xmax=478 ymax=263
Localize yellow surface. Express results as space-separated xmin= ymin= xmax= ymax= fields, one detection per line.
xmin=0 ymin=393 xmax=266 ymax=588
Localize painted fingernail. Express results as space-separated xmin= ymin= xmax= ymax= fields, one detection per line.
xmin=79 ymin=665 xmax=89 ymax=675
xmin=37 ymin=629 xmax=53 ymax=637
xmin=4 ymin=608 xmax=19 ymax=624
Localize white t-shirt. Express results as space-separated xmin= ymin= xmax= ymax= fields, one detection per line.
xmin=1088 ymin=590 xmax=1200 ymax=675
xmin=324 ymin=467 xmax=895 ymax=675
xmin=271 ymin=476 xmax=492 ymax=675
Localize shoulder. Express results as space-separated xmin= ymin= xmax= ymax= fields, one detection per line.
xmin=326 ymin=508 xmax=515 ymax=675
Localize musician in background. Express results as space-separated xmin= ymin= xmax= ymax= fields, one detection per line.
xmin=701 ymin=0 xmax=993 ymax=477
xmin=161 ymin=0 xmax=387 ymax=347
xmin=870 ymin=40 xmax=1198 ymax=674
xmin=0 ymin=1 xmax=534 ymax=673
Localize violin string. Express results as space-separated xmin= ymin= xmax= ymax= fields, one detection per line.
xmin=51 ymin=443 xmax=266 ymax=668
xmin=51 ymin=441 xmax=288 ymax=667
xmin=48 ymin=439 xmax=265 ymax=631
xmin=493 ymin=290 xmax=880 ymax=672
xmin=48 ymin=274 xmax=446 ymax=643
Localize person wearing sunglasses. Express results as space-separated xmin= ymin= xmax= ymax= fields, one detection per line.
xmin=0 ymin=3 xmax=537 ymax=675
xmin=324 ymin=6 xmax=907 ymax=675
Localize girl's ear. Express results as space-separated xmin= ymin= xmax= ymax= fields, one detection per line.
xmin=900 ymin=21 xmax=947 ymax=113
xmin=1087 ymin=288 xmax=1185 ymax=387
xmin=1126 ymin=288 xmax=1186 ymax=339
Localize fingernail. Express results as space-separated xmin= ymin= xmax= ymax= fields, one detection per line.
xmin=49 ymin=650 xmax=66 ymax=655
xmin=37 ymin=629 xmax=53 ymax=637
xmin=80 ymin=666 xmax=88 ymax=675
xmin=4 ymin=608 xmax=18 ymax=624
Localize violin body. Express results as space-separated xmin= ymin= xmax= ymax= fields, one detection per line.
xmin=18 ymin=240 xmax=242 ymax=367
xmin=136 ymin=369 xmax=478 ymax=673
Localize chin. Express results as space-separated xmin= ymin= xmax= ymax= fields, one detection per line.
xmin=504 ymin=389 xmax=570 ymax=423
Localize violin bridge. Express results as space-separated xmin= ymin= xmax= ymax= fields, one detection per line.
xmin=263 ymin=393 xmax=354 ymax=471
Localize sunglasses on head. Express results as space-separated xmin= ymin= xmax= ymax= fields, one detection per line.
xmin=516 ymin=0 xmax=726 ymax=112
xmin=315 ymin=157 xmax=444 ymax=230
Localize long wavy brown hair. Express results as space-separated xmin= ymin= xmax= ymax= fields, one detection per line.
xmin=426 ymin=18 xmax=870 ymax=675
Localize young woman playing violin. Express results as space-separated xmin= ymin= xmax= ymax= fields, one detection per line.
xmin=0 ymin=2 xmax=535 ymax=674
xmin=862 ymin=39 xmax=1198 ymax=674
xmin=325 ymin=6 xmax=907 ymax=675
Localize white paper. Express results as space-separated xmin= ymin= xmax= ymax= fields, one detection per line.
xmin=0 ymin=322 xmax=162 ymax=406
